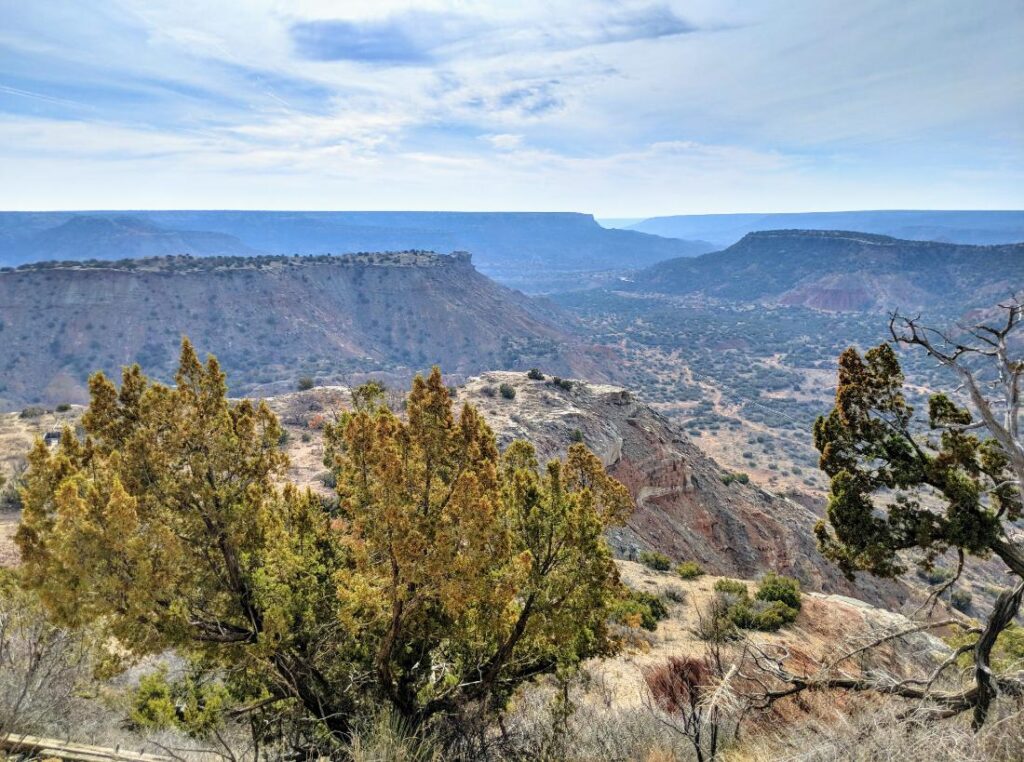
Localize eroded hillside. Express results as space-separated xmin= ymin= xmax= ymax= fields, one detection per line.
xmin=0 ymin=251 xmax=604 ymax=410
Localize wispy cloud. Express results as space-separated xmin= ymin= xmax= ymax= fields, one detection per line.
xmin=0 ymin=0 xmax=1020 ymax=213
xmin=289 ymin=3 xmax=697 ymax=64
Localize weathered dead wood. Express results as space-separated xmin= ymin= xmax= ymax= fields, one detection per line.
xmin=0 ymin=733 xmax=171 ymax=762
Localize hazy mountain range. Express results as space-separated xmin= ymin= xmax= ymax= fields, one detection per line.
xmin=627 ymin=229 xmax=1024 ymax=313
xmin=627 ymin=210 xmax=1024 ymax=248
xmin=0 ymin=211 xmax=713 ymax=293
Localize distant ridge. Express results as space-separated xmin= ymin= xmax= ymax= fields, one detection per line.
xmin=1 ymin=215 xmax=257 ymax=265
xmin=628 ymin=210 xmax=1024 ymax=247
xmin=628 ymin=228 xmax=1024 ymax=313
xmin=0 ymin=210 xmax=713 ymax=293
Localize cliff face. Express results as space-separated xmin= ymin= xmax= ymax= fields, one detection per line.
xmin=460 ymin=371 xmax=908 ymax=607
xmin=0 ymin=252 xmax=601 ymax=410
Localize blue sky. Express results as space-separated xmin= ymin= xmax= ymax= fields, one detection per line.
xmin=0 ymin=0 xmax=1021 ymax=215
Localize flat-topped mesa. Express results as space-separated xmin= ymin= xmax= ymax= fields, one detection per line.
xmin=739 ymin=228 xmax=905 ymax=245
xmin=2 ymin=250 xmax=473 ymax=275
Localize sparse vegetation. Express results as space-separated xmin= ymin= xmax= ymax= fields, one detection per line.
xmin=676 ymin=561 xmax=705 ymax=580
xmin=703 ymin=576 xmax=800 ymax=634
xmin=527 ymin=368 xmax=545 ymax=380
xmin=639 ymin=550 xmax=672 ymax=572
xmin=720 ymin=471 xmax=750 ymax=486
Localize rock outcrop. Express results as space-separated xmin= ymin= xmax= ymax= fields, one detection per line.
xmin=461 ymin=371 xmax=908 ymax=607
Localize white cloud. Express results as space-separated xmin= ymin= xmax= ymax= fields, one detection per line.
xmin=482 ymin=133 xmax=523 ymax=150
xmin=0 ymin=0 xmax=1020 ymax=212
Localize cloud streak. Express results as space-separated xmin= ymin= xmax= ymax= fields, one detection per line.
xmin=0 ymin=0 xmax=1019 ymax=214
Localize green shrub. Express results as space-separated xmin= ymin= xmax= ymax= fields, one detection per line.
xmin=707 ymin=576 xmax=799 ymax=633
xmin=527 ymin=368 xmax=545 ymax=380
xmin=611 ymin=589 xmax=669 ymax=631
xmin=130 ymin=667 xmax=177 ymax=729
xmin=550 ymin=377 xmax=574 ymax=391
xmin=713 ymin=579 xmax=748 ymax=597
xmin=131 ymin=666 xmax=231 ymax=735
xmin=499 ymin=383 xmax=517 ymax=400
xmin=297 ymin=376 xmax=315 ymax=391
xmin=755 ymin=572 xmax=802 ymax=611
xmin=675 ymin=561 xmax=705 ymax=580
xmin=570 ymin=428 xmax=585 ymax=443
xmin=743 ymin=600 xmax=798 ymax=631
xmin=19 ymin=406 xmax=45 ymax=419
xmin=639 ymin=550 xmax=672 ymax=572
xmin=720 ymin=471 xmax=750 ymax=486
xmin=55 ymin=403 xmax=72 ymax=413
xmin=920 ymin=566 xmax=955 ymax=586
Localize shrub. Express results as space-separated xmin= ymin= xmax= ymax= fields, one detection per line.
xmin=570 ymin=428 xmax=584 ymax=443
xmin=499 ymin=383 xmax=517 ymax=400
xmin=55 ymin=403 xmax=71 ymax=413
xmin=16 ymin=350 xmax=635 ymax=742
xmin=706 ymin=577 xmax=799 ymax=633
xmin=950 ymin=589 xmax=973 ymax=613
xmin=550 ymin=377 xmax=573 ymax=391
xmin=611 ymin=589 xmax=669 ymax=631
xmin=297 ymin=376 xmax=315 ymax=391
xmin=755 ymin=572 xmax=802 ymax=611
xmin=19 ymin=406 xmax=44 ymax=419
xmin=527 ymin=368 xmax=545 ymax=380
xmin=480 ymin=385 xmax=496 ymax=398
xmin=695 ymin=596 xmax=739 ymax=642
xmin=664 ymin=587 xmax=687 ymax=604
xmin=639 ymin=550 xmax=672 ymax=572
xmin=720 ymin=471 xmax=750 ymax=486
xmin=713 ymin=579 xmax=748 ymax=597
xmin=675 ymin=561 xmax=705 ymax=580
xmin=739 ymin=599 xmax=798 ymax=631
xmin=920 ymin=565 xmax=955 ymax=586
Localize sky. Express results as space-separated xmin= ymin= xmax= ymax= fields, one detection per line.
xmin=0 ymin=0 xmax=1022 ymax=215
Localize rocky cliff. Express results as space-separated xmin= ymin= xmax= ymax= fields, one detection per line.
xmin=459 ymin=371 xmax=908 ymax=606
xmin=0 ymin=252 xmax=603 ymax=410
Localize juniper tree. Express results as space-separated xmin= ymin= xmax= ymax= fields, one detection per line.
xmin=15 ymin=343 xmax=633 ymax=743
xmin=813 ymin=298 xmax=1024 ymax=727
xmin=322 ymin=367 xmax=633 ymax=725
